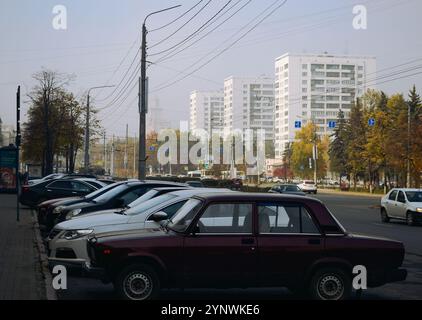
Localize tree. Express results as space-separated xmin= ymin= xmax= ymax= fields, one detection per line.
xmin=282 ymin=142 xmax=293 ymax=181
xmin=24 ymin=70 xmax=72 ymax=175
xmin=329 ymin=109 xmax=349 ymax=181
xmin=345 ymin=98 xmax=367 ymax=189
xmin=22 ymin=69 xmax=94 ymax=175
xmin=291 ymin=122 xmax=328 ymax=180
xmin=407 ymin=85 xmax=422 ymax=186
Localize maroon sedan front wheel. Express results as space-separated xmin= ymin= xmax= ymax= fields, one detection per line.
xmin=114 ymin=263 xmax=160 ymax=300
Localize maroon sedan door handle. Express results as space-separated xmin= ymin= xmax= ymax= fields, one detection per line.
xmin=241 ymin=238 xmax=255 ymax=245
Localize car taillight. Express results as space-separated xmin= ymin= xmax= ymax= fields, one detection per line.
xmin=21 ymin=185 xmax=30 ymax=192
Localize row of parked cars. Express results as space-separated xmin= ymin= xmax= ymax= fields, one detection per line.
xmin=20 ymin=175 xmax=407 ymax=300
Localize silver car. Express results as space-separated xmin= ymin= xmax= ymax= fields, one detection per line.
xmin=380 ymin=188 xmax=422 ymax=226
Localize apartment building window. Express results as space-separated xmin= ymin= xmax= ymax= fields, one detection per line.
xmin=326 ymin=72 xmax=340 ymax=77
xmin=302 ymin=64 xmax=307 ymax=69
xmin=311 ymin=103 xmax=325 ymax=109
xmin=311 ymin=64 xmax=324 ymax=71
xmin=342 ymin=65 xmax=355 ymax=71
xmin=327 ymin=103 xmax=340 ymax=109
xmin=327 ymin=64 xmax=340 ymax=70
xmin=358 ymin=66 xmax=364 ymax=71
xmin=326 ymin=96 xmax=340 ymax=101
xmin=302 ymin=72 xmax=308 ymax=76
xmin=302 ymin=88 xmax=307 ymax=93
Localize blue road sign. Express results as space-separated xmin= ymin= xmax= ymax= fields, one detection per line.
xmin=368 ymin=118 xmax=375 ymax=127
xmin=149 ymin=146 xmax=155 ymax=151
xmin=328 ymin=121 xmax=336 ymax=129
xmin=295 ymin=121 xmax=302 ymax=129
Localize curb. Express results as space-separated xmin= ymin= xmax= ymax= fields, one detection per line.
xmin=32 ymin=210 xmax=58 ymax=301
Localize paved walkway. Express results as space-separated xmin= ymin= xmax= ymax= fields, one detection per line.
xmin=0 ymin=194 xmax=46 ymax=300
xmin=318 ymin=188 xmax=384 ymax=198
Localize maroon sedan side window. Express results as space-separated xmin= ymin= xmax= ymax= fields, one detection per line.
xmin=196 ymin=203 xmax=253 ymax=234
xmin=257 ymin=204 xmax=319 ymax=234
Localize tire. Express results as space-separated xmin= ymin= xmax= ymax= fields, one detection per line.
xmin=380 ymin=208 xmax=390 ymax=223
xmin=406 ymin=211 xmax=416 ymax=226
xmin=309 ymin=267 xmax=351 ymax=300
xmin=114 ymin=263 xmax=160 ymax=300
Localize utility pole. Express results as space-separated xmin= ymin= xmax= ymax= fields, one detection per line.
xmin=111 ymin=134 xmax=115 ymax=178
xmin=125 ymin=124 xmax=128 ymax=178
xmin=407 ymin=104 xmax=411 ymax=188
xmin=84 ymin=85 xmax=115 ymax=171
xmin=103 ymin=130 xmax=107 ymax=174
xmin=139 ymin=5 xmax=181 ymax=180
xmin=16 ymin=86 xmax=21 ymax=222
xmin=133 ymin=134 xmax=137 ymax=178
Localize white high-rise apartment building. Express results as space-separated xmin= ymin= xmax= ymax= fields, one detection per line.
xmin=274 ymin=53 xmax=376 ymax=159
xmin=189 ymin=90 xmax=224 ymax=134
xmin=223 ymin=76 xmax=275 ymax=140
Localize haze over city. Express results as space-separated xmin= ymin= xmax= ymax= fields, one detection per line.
xmin=1 ymin=0 xmax=421 ymax=138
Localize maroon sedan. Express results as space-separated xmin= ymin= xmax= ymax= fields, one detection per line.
xmin=86 ymin=193 xmax=407 ymax=300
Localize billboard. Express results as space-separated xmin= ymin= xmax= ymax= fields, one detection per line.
xmin=0 ymin=147 xmax=18 ymax=193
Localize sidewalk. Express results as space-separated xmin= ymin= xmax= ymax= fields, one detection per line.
xmin=0 ymin=194 xmax=49 ymax=300
xmin=318 ymin=188 xmax=384 ymax=198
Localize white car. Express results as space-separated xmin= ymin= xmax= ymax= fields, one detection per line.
xmin=47 ymin=188 xmax=233 ymax=272
xmin=380 ymin=188 xmax=422 ymax=226
xmin=298 ymin=180 xmax=318 ymax=194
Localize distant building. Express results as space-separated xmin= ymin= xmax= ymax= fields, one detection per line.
xmin=223 ymin=76 xmax=275 ymax=140
xmin=189 ymin=90 xmax=224 ymax=135
xmin=0 ymin=118 xmax=15 ymax=147
xmin=274 ymin=53 xmax=376 ymax=159
xmin=147 ymin=97 xmax=171 ymax=133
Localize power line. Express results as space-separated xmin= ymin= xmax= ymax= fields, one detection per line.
xmin=94 ymin=37 xmax=140 ymax=100
xmin=148 ymin=0 xmax=213 ymax=50
xmin=149 ymin=0 xmax=235 ymax=55
xmin=150 ymin=0 xmax=288 ymax=93
xmin=149 ymin=0 xmax=206 ymax=32
xmin=95 ymin=46 xmax=141 ymax=103
xmin=152 ymin=0 xmax=252 ymax=64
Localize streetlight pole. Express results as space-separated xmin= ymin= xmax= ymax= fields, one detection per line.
xmin=138 ymin=5 xmax=181 ymax=180
xmin=407 ymin=104 xmax=411 ymax=188
xmin=84 ymin=85 xmax=115 ymax=171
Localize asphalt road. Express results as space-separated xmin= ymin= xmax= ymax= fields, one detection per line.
xmin=56 ymin=191 xmax=422 ymax=300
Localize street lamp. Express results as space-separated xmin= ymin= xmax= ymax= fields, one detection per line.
xmin=84 ymin=85 xmax=115 ymax=171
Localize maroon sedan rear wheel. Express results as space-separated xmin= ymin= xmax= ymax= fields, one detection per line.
xmin=309 ymin=267 xmax=351 ymax=300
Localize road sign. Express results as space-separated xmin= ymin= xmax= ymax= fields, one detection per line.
xmin=368 ymin=118 xmax=375 ymax=127
xmin=295 ymin=121 xmax=302 ymax=129
xmin=328 ymin=121 xmax=336 ymax=128
xmin=149 ymin=146 xmax=155 ymax=152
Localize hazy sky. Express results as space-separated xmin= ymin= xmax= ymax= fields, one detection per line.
xmin=1 ymin=0 xmax=421 ymax=138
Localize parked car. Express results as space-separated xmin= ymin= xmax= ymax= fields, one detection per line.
xmin=186 ymin=181 xmax=204 ymax=188
xmin=51 ymin=180 xmax=189 ymax=226
xmin=231 ymin=178 xmax=243 ymax=190
xmin=38 ymin=181 xmax=127 ymax=229
xmin=269 ymin=184 xmax=307 ymax=196
xmin=85 ymin=193 xmax=406 ymax=300
xmin=28 ymin=173 xmax=66 ymax=185
xmin=298 ymin=180 xmax=318 ymax=194
xmin=20 ymin=178 xmax=107 ymax=207
xmin=380 ymin=188 xmax=422 ymax=225
xmin=47 ymin=188 xmax=232 ymax=272
xmin=28 ymin=173 xmax=97 ymax=186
